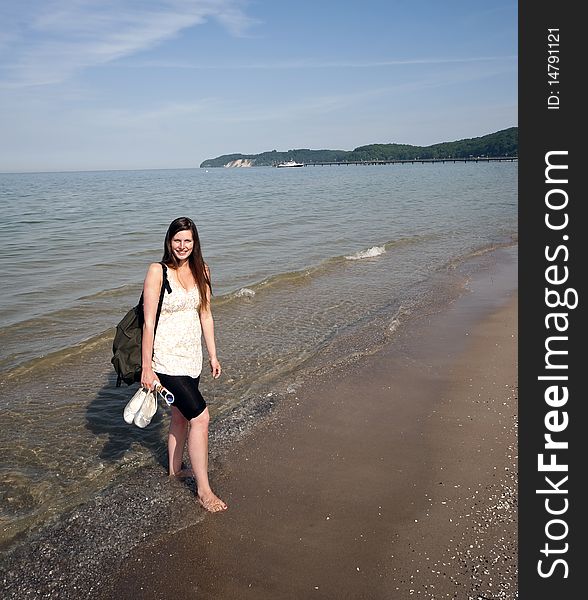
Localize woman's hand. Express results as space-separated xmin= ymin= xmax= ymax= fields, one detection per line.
xmin=209 ymin=357 xmax=221 ymax=379
xmin=141 ymin=367 xmax=159 ymax=390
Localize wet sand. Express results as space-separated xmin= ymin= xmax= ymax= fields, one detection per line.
xmin=102 ymin=259 xmax=518 ymax=599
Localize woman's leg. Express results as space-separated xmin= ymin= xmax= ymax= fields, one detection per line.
xmin=168 ymin=405 xmax=189 ymax=476
xmin=188 ymin=407 xmax=227 ymax=512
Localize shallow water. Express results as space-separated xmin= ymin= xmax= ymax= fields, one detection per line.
xmin=0 ymin=162 xmax=517 ymax=550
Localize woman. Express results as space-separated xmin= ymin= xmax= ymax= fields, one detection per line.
xmin=141 ymin=217 xmax=227 ymax=512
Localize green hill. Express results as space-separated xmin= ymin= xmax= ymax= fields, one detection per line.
xmin=200 ymin=127 xmax=517 ymax=167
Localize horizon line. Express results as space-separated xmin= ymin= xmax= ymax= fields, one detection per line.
xmin=0 ymin=125 xmax=518 ymax=175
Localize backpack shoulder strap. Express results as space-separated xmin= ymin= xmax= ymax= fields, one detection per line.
xmin=160 ymin=262 xmax=172 ymax=294
xmin=155 ymin=262 xmax=171 ymax=331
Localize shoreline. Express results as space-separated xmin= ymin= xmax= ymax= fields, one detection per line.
xmin=103 ymin=251 xmax=517 ymax=599
xmin=0 ymin=247 xmax=517 ymax=598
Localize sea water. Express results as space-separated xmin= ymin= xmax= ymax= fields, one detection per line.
xmin=0 ymin=162 xmax=517 ymax=549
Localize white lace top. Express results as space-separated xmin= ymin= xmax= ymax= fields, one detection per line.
xmin=152 ymin=268 xmax=203 ymax=378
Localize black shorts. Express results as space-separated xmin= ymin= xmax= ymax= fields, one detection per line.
xmin=155 ymin=373 xmax=207 ymax=420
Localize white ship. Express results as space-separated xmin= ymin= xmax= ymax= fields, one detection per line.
xmin=276 ymin=160 xmax=304 ymax=168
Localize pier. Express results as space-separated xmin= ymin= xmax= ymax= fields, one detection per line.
xmin=302 ymin=156 xmax=518 ymax=167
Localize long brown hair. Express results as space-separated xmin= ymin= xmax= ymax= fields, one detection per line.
xmin=162 ymin=217 xmax=211 ymax=310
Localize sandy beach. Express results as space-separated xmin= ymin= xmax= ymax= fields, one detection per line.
xmin=99 ymin=254 xmax=518 ymax=600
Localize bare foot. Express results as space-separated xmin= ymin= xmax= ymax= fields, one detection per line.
xmin=198 ymin=490 xmax=228 ymax=512
xmin=169 ymin=467 xmax=194 ymax=479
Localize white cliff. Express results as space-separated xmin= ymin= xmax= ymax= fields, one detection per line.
xmin=224 ymin=159 xmax=254 ymax=168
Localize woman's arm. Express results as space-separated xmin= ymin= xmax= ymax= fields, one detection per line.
xmin=141 ymin=262 xmax=163 ymax=389
xmin=200 ymin=266 xmax=221 ymax=379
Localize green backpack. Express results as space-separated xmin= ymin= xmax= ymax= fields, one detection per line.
xmin=111 ymin=263 xmax=171 ymax=386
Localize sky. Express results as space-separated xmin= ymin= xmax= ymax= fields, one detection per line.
xmin=0 ymin=0 xmax=517 ymax=172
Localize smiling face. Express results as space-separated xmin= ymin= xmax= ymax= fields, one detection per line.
xmin=171 ymin=229 xmax=194 ymax=261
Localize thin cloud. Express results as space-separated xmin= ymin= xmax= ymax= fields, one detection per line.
xmin=119 ymin=55 xmax=517 ymax=71
xmin=86 ymin=100 xmax=214 ymax=128
xmin=87 ymin=63 xmax=514 ymax=127
xmin=0 ymin=0 xmax=257 ymax=88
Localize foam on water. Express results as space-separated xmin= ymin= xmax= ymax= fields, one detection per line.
xmin=234 ymin=287 xmax=256 ymax=298
xmin=345 ymin=245 xmax=386 ymax=260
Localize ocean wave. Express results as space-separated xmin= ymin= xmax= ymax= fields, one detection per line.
xmin=442 ymin=239 xmax=518 ymax=271
xmin=76 ymin=283 xmax=141 ymax=301
xmin=387 ymin=304 xmax=413 ymax=336
xmin=234 ymin=287 xmax=256 ymax=298
xmin=2 ymin=234 xmax=432 ymax=375
xmin=345 ymin=245 xmax=386 ymax=260
xmin=164 ymin=235 xmax=430 ymax=309
xmin=1 ymin=329 xmax=113 ymax=382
